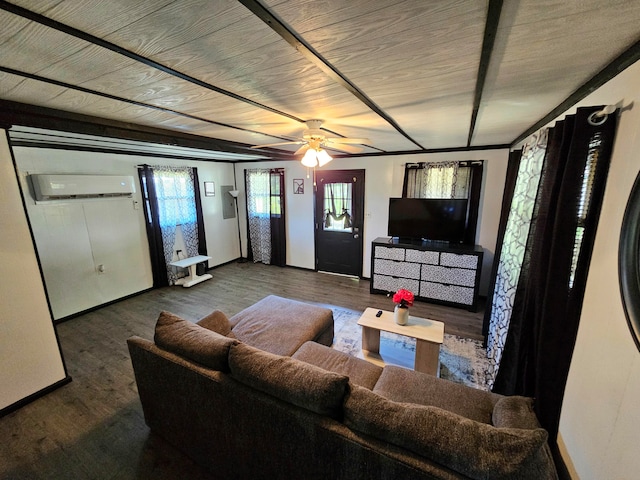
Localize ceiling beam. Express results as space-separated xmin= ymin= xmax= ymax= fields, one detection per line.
xmin=329 ymin=143 xmax=510 ymax=159
xmin=511 ymin=38 xmax=640 ymax=146
xmin=0 ymin=0 xmax=305 ymax=124
xmin=238 ymin=0 xmax=425 ymax=151
xmin=467 ymin=0 xmax=503 ymax=147
xmin=0 ymin=66 xmax=293 ymax=145
xmin=0 ymin=99 xmax=295 ymax=159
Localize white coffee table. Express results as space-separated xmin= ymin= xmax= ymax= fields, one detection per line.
xmin=357 ymin=307 xmax=444 ymax=376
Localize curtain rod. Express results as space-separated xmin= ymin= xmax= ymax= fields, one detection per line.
xmin=404 ymin=160 xmax=484 ymax=168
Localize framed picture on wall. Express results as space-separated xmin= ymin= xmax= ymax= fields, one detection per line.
xmin=294 ymin=178 xmax=304 ymax=194
xmin=204 ymin=182 xmax=215 ymax=196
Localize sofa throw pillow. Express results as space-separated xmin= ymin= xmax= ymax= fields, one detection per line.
xmin=344 ymin=385 xmax=555 ymax=480
xmin=492 ymin=396 xmax=542 ymax=430
xmin=228 ymin=343 xmax=349 ymax=419
xmin=196 ymin=309 xmax=235 ymax=338
xmin=154 ymin=311 xmax=236 ymax=372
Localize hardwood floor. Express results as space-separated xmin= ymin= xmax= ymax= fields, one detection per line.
xmin=0 ymin=262 xmax=484 ymax=479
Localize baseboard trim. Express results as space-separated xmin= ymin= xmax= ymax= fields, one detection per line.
xmin=0 ymin=375 xmax=72 ymax=418
xmin=54 ymin=288 xmax=153 ymax=324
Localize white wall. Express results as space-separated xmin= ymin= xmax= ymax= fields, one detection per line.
xmin=550 ymin=60 xmax=640 ymax=479
xmin=0 ymin=131 xmax=67 ymax=410
xmin=13 ymin=148 xmax=238 ymax=319
xmin=235 ymin=149 xmax=509 ymax=293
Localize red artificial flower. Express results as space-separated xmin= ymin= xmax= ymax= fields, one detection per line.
xmin=393 ymin=289 xmax=414 ymax=307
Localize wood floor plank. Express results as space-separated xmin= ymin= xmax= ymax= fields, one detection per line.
xmin=0 ymin=262 xmax=484 ymax=479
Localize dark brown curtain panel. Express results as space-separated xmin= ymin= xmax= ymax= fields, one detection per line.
xmin=489 ymin=106 xmax=618 ymax=444
xmin=269 ymin=168 xmax=286 ymax=267
xmin=192 ymin=167 xmax=208 ymax=257
xmin=138 ymin=165 xmax=168 ymax=287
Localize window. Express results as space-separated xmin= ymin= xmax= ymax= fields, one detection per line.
xmin=403 ymin=160 xmax=483 ymax=245
xmin=270 ymin=174 xmax=282 ymax=216
xmin=138 ymin=164 xmax=204 ymax=287
xmin=404 ymin=161 xmax=472 ymax=199
xmin=245 ymin=168 xmax=286 ymax=265
xmin=323 ymin=182 xmax=352 ymax=232
xmin=569 ymin=132 xmax=601 ymax=288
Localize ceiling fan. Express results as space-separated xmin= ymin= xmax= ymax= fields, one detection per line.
xmin=251 ymin=120 xmax=369 ymax=167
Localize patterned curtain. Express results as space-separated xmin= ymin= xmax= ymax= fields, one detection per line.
xmin=405 ymin=161 xmax=470 ymax=198
xmin=246 ymin=169 xmax=271 ymax=263
xmin=138 ymin=165 xmax=204 ymax=286
xmin=485 ymin=130 xmax=547 ymax=388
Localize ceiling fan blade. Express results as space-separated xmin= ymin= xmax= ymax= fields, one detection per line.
xmin=251 ymin=141 xmax=303 ymax=149
xmin=326 ymin=137 xmax=370 ymax=145
xmin=294 ymin=144 xmax=310 ymax=155
xmin=324 ymin=143 xmax=363 ymax=154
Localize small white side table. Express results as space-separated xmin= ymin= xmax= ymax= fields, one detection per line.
xmin=169 ymin=255 xmax=212 ymax=287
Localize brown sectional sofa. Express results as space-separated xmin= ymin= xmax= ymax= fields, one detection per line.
xmin=128 ymin=295 xmax=557 ymax=480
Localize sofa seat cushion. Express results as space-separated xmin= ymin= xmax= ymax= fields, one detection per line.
xmin=154 ymin=311 xmax=236 ymax=371
xmin=229 ymin=295 xmax=334 ymax=356
xmin=292 ymin=341 xmax=382 ymax=390
xmin=228 ymin=342 xmax=348 ymax=419
xmin=344 ymin=385 xmax=556 ymax=480
xmin=197 ymin=309 xmax=236 ymax=338
xmin=373 ymin=365 xmax=500 ymax=424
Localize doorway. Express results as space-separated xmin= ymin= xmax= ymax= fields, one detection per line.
xmin=315 ymin=169 xmax=365 ymax=277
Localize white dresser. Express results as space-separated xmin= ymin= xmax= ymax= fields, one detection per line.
xmin=370 ymin=237 xmax=483 ymax=311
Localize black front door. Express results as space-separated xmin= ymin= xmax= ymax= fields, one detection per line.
xmin=315 ymin=169 xmax=365 ymax=276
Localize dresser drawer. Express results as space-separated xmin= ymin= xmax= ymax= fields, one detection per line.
xmin=373 ymin=259 xmax=421 ymax=279
xmin=374 ymin=245 xmax=405 ymax=261
xmin=440 ymin=252 xmax=479 ymax=269
xmin=373 ymin=274 xmax=420 ymax=294
xmin=420 ymin=281 xmax=474 ymax=305
xmin=405 ymin=249 xmax=439 ymax=264
xmin=421 ymin=265 xmax=476 ymax=287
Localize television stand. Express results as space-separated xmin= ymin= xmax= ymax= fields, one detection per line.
xmin=371 ymin=237 xmax=483 ymax=311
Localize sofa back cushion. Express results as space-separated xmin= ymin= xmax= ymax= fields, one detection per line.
xmin=228 ymin=342 xmax=348 ymax=419
xmin=292 ymin=341 xmax=382 ymax=390
xmin=373 ymin=365 xmax=499 ymax=424
xmin=492 ymin=396 xmax=543 ymax=430
xmin=154 ymin=311 xmax=236 ymax=371
xmin=344 ymin=385 xmax=556 ymax=480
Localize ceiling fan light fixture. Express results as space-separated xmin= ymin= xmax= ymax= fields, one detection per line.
xmin=301 ymin=148 xmax=318 ymax=167
xmin=317 ymin=149 xmax=333 ymax=167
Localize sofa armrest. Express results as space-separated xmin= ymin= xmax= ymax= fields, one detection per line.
xmin=292 ymin=341 xmax=382 ymax=390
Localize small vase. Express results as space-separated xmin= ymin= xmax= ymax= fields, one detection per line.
xmin=394 ymin=305 xmax=409 ymax=326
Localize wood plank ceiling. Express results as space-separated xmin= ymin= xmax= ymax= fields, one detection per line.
xmin=1 ymin=0 xmax=639 ymax=161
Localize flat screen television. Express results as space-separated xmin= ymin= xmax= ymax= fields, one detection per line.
xmin=387 ymin=197 xmax=468 ymax=243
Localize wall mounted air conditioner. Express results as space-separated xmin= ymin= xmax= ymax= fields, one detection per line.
xmin=31 ymin=174 xmax=136 ymax=200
